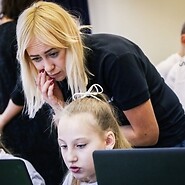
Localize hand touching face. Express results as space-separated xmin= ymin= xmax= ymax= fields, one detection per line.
xmin=26 ymin=38 xmax=66 ymax=109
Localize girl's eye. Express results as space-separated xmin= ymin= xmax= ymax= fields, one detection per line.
xmin=76 ymin=144 xmax=86 ymax=149
xmin=60 ymin=144 xmax=67 ymax=149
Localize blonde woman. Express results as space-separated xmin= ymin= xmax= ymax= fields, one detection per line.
xmin=1 ymin=1 xmax=185 ymax=148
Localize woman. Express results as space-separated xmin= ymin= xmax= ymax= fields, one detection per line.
xmin=1 ymin=1 xmax=185 ymax=148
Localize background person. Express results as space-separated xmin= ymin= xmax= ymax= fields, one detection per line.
xmin=156 ymin=22 xmax=185 ymax=111
xmin=156 ymin=22 xmax=185 ymax=80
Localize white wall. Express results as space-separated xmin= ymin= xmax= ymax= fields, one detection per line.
xmin=87 ymin=0 xmax=185 ymax=65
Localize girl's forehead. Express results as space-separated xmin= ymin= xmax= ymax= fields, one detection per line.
xmin=58 ymin=112 xmax=98 ymax=132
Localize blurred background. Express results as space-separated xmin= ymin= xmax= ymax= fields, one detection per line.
xmin=1 ymin=0 xmax=185 ymax=65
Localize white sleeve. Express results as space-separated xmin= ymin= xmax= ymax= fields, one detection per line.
xmin=0 ymin=152 xmax=46 ymax=185
xmin=62 ymin=172 xmax=73 ymax=185
xmin=165 ymin=63 xmax=178 ymax=90
xmin=156 ymin=59 xmax=172 ymax=79
xmin=156 ymin=54 xmax=178 ymax=80
xmin=23 ymin=159 xmax=46 ymax=185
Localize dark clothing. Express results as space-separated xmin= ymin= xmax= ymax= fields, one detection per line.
xmin=0 ymin=22 xmax=17 ymax=112
xmin=65 ymin=34 xmax=185 ymax=147
xmin=11 ymin=33 xmax=185 ymax=148
xmin=0 ymin=21 xmax=67 ymax=185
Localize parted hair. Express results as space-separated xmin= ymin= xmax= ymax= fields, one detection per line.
xmin=16 ymin=1 xmax=89 ymax=118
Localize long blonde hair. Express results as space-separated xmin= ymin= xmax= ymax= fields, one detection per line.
xmin=16 ymin=1 xmax=88 ymax=117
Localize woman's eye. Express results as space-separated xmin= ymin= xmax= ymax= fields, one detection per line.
xmin=31 ymin=57 xmax=42 ymax=63
xmin=49 ymin=51 xmax=59 ymax=58
xmin=76 ymin=144 xmax=86 ymax=149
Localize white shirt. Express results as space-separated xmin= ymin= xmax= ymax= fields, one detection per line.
xmin=165 ymin=57 xmax=185 ymax=110
xmin=62 ymin=172 xmax=98 ymax=185
xmin=156 ymin=53 xmax=181 ymax=80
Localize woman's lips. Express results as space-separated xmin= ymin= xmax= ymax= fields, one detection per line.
xmin=48 ymin=71 xmax=61 ymax=78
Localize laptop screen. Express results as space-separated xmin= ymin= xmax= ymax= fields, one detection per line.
xmin=93 ymin=148 xmax=185 ymax=185
xmin=0 ymin=159 xmax=33 ymax=185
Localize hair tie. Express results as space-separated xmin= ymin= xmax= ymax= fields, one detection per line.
xmin=72 ymin=84 xmax=103 ymax=101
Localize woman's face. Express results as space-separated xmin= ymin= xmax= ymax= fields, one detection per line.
xmin=26 ymin=38 xmax=67 ymax=81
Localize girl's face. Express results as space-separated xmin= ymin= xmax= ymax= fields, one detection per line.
xmin=58 ymin=112 xmax=109 ymax=183
xmin=26 ymin=38 xmax=67 ymax=81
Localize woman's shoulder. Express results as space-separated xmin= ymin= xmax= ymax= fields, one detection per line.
xmin=83 ymin=33 xmax=142 ymax=57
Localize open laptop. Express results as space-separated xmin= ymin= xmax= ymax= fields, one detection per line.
xmin=0 ymin=159 xmax=33 ymax=185
xmin=93 ymin=148 xmax=185 ymax=185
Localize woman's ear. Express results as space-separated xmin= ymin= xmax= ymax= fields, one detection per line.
xmin=105 ymin=131 xmax=115 ymax=150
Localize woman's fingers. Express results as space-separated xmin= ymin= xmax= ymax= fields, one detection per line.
xmin=41 ymin=79 xmax=54 ymax=98
xmin=37 ymin=71 xmax=59 ymax=106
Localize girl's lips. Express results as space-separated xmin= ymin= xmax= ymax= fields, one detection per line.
xmin=70 ymin=166 xmax=80 ymax=173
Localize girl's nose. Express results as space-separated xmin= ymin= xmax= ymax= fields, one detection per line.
xmin=67 ymin=150 xmax=78 ymax=162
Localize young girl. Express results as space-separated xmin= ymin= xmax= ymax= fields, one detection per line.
xmin=56 ymin=85 xmax=131 ymax=185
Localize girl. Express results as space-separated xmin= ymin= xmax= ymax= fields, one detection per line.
xmin=56 ymin=85 xmax=131 ymax=185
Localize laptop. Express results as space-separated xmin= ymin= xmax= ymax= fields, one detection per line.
xmin=0 ymin=159 xmax=33 ymax=185
xmin=93 ymin=148 xmax=185 ymax=185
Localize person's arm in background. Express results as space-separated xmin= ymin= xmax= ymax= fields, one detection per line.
xmin=0 ymin=99 xmax=23 ymax=132
xmin=121 ymin=99 xmax=159 ymax=147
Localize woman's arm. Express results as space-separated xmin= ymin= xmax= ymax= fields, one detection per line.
xmin=121 ymin=99 xmax=159 ymax=147
xmin=0 ymin=99 xmax=23 ymax=132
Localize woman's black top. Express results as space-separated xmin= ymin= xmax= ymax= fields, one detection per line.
xmin=11 ymin=33 xmax=185 ymax=147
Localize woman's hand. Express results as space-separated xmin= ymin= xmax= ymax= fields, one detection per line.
xmin=37 ymin=70 xmax=64 ymax=110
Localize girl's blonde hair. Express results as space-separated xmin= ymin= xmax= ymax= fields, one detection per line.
xmin=57 ymin=94 xmax=131 ymax=149
xmin=57 ymin=94 xmax=131 ymax=185
xmin=16 ymin=1 xmax=88 ymax=117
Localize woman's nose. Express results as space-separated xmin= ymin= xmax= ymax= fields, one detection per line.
xmin=44 ymin=60 xmax=54 ymax=73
